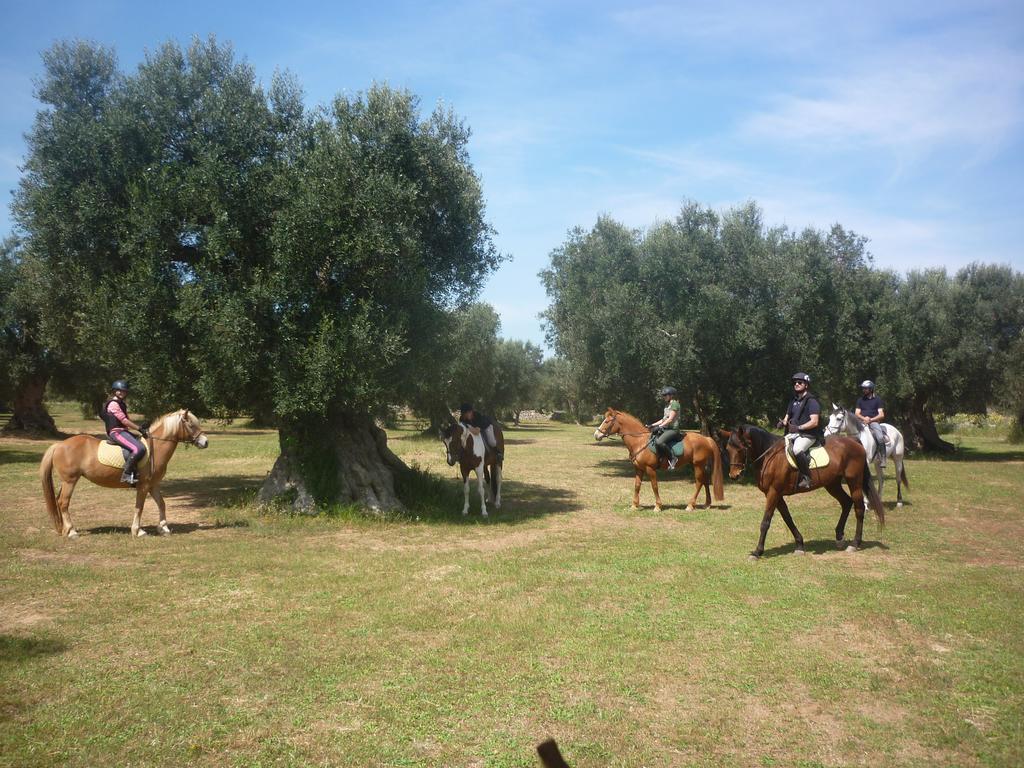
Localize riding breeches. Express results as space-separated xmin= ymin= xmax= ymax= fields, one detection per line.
xmin=867 ymin=422 xmax=886 ymax=460
xmin=110 ymin=429 xmax=146 ymax=462
xmin=788 ymin=434 xmax=816 ymax=456
xmin=654 ymin=429 xmax=682 ymax=453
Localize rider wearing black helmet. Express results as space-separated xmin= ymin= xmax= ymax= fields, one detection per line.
xmin=780 ymin=372 xmax=822 ymax=490
xmin=855 ymin=380 xmax=887 ymax=468
xmin=100 ymin=380 xmax=147 ymax=486
xmin=649 ymin=386 xmax=682 ymax=469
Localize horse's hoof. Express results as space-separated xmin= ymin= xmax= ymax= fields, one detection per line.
xmin=897 ymin=502 xmax=903 ymax=508
xmin=685 ymin=506 xmax=695 ymax=513
xmin=846 ymin=545 xmax=859 ymax=553
xmin=67 ymin=530 xmax=79 ymax=539
xmin=159 ymin=524 xmax=171 ymax=535
xmin=836 ymin=539 xmax=847 ymax=550
xmin=654 ymin=506 xmax=663 ymax=513
xmin=748 ymin=553 xmax=760 ymax=562
xmin=135 ymin=529 xmax=147 ymax=537
xmin=481 ymin=511 xmax=489 ymax=518
xmin=793 ymin=548 xmax=805 ymax=555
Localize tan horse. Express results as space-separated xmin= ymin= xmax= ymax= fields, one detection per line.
xmin=594 ymin=408 xmax=724 ymax=512
xmin=40 ymin=409 xmax=209 ymax=538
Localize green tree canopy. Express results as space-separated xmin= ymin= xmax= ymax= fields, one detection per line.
xmin=14 ymin=37 xmax=501 ymax=508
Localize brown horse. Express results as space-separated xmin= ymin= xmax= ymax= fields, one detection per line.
xmin=440 ymin=417 xmax=504 ymax=516
xmin=40 ymin=409 xmax=209 ymax=538
xmin=720 ymin=425 xmax=884 ymax=559
xmin=594 ymin=408 xmax=724 ymax=512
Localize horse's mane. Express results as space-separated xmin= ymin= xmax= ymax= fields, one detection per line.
xmin=152 ymin=409 xmax=196 ymax=436
xmin=611 ymin=409 xmax=648 ymax=432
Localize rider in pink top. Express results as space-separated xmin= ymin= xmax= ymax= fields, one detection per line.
xmin=101 ymin=379 xmax=147 ymax=486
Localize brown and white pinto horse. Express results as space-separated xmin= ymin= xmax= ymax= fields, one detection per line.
xmin=40 ymin=409 xmax=209 ymax=538
xmin=720 ymin=425 xmax=884 ymax=559
xmin=440 ymin=417 xmax=504 ymax=516
xmin=594 ymin=408 xmax=724 ymax=512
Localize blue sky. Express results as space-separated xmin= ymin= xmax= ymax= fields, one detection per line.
xmin=2 ymin=1 xmax=1022 ymax=346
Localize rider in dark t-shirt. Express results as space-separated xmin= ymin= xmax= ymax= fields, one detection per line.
xmin=855 ymin=380 xmax=887 ymax=467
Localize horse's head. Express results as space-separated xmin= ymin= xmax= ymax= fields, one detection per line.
xmin=719 ymin=426 xmax=752 ymax=479
xmin=823 ymin=404 xmax=848 ymax=437
xmin=158 ymin=409 xmax=209 ymax=448
xmin=593 ymin=408 xmax=621 ymax=441
xmin=439 ymin=418 xmax=464 ymax=466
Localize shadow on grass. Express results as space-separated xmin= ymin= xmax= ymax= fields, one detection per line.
xmin=914 ymin=445 xmax=1024 ymax=463
xmin=757 ymin=538 xmax=890 ymax=559
xmin=397 ymin=469 xmax=582 ymax=526
xmin=0 ymin=449 xmax=42 ymax=465
xmin=83 ymin=519 xmax=250 ymax=536
xmin=159 ymin=474 xmax=263 ymax=508
xmin=0 ymin=634 xmax=67 ymax=664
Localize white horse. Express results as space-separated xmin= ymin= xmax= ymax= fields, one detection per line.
xmin=824 ymin=404 xmax=909 ymax=507
xmin=439 ymin=418 xmax=503 ymax=516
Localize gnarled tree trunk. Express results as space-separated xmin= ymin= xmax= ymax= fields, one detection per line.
xmin=258 ymin=412 xmax=408 ymax=513
xmin=2 ymin=373 xmax=57 ymax=435
xmin=906 ymin=397 xmax=955 ymax=453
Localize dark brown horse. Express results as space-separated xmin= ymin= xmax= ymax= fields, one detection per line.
xmin=594 ymin=408 xmax=724 ymax=512
xmin=40 ymin=409 xmax=209 ymax=538
xmin=440 ymin=417 xmax=504 ymax=516
xmin=720 ymin=425 xmax=884 ymax=558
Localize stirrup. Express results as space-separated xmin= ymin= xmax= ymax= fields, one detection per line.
xmin=667 ymin=455 xmax=678 ymax=469
xmin=121 ymin=470 xmax=138 ymax=486
xmin=797 ymin=474 xmax=811 ymax=490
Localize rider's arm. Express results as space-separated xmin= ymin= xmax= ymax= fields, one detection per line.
xmin=795 ymin=413 xmax=820 ymax=431
xmin=108 ymin=401 xmax=143 ymax=432
xmin=874 ymin=408 xmax=885 ymax=423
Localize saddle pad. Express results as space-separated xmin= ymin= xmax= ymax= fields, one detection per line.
xmin=97 ymin=438 xmax=150 ymax=469
xmin=786 ymin=445 xmax=830 ymax=470
xmin=647 ymin=435 xmax=686 ymax=457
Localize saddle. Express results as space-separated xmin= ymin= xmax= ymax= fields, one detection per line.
xmin=647 ymin=432 xmax=684 ymax=458
xmin=785 ymin=443 xmax=829 ymax=470
xmin=97 ymin=438 xmax=150 ymax=470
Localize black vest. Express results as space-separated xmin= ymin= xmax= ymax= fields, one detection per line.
xmin=100 ymin=397 xmax=128 ymax=435
xmin=788 ymin=394 xmax=824 ymax=439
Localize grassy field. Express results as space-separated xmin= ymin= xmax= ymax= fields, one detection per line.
xmin=1 ymin=404 xmax=1022 ymax=767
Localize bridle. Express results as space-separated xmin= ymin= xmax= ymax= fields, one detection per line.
xmin=147 ymin=413 xmax=207 ymax=446
xmin=442 ymin=423 xmax=465 ymax=466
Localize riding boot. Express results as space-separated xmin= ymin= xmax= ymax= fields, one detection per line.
xmin=795 ymin=452 xmax=812 ymax=490
xmin=121 ymin=456 xmax=139 ymax=486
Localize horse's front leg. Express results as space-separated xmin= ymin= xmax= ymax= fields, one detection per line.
xmin=875 ymin=455 xmax=886 ymax=502
xmin=751 ymin=488 xmax=780 ymax=560
xmin=131 ymin=486 xmax=148 ymax=537
xmin=632 ymin=467 xmax=643 ymax=509
xmin=825 ymin=481 xmax=853 ymax=548
xmin=492 ymin=463 xmax=502 ymax=510
xmin=461 ymin=468 xmax=471 ymax=516
xmin=647 ymin=466 xmax=663 ymax=512
xmin=476 ymin=468 xmax=488 ymax=517
xmin=151 ymin=487 xmax=171 ymax=535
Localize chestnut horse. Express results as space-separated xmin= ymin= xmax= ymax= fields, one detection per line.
xmin=40 ymin=409 xmax=209 ymax=538
xmin=440 ymin=418 xmax=503 ymax=516
xmin=594 ymin=408 xmax=724 ymax=512
xmin=720 ymin=425 xmax=884 ymax=559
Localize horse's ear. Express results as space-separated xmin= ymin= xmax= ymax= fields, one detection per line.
xmin=831 ymin=402 xmax=839 ymax=411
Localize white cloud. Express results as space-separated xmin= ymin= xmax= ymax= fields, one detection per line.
xmin=742 ymin=45 xmax=1024 ymax=162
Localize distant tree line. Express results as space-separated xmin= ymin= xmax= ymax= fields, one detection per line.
xmin=539 ymin=203 xmax=1024 ymax=450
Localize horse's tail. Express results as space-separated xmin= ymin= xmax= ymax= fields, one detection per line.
xmin=709 ymin=436 xmax=725 ymax=501
xmin=40 ymin=444 xmax=62 ymax=533
xmin=900 ymin=461 xmax=910 ymax=489
xmin=863 ymin=462 xmax=885 ymax=527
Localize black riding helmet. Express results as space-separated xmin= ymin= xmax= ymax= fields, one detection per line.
xmin=111 ymin=379 xmax=129 ymax=392
xmin=791 ymin=372 xmax=811 ymax=384
xmin=459 ymin=402 xmax=474 ymax=416
xmin=659 ymin=386 xmax=678 ymax=397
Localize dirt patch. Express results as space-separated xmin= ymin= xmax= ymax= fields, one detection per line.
xmin=0 ymin=600 xmax=61 ymax=633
